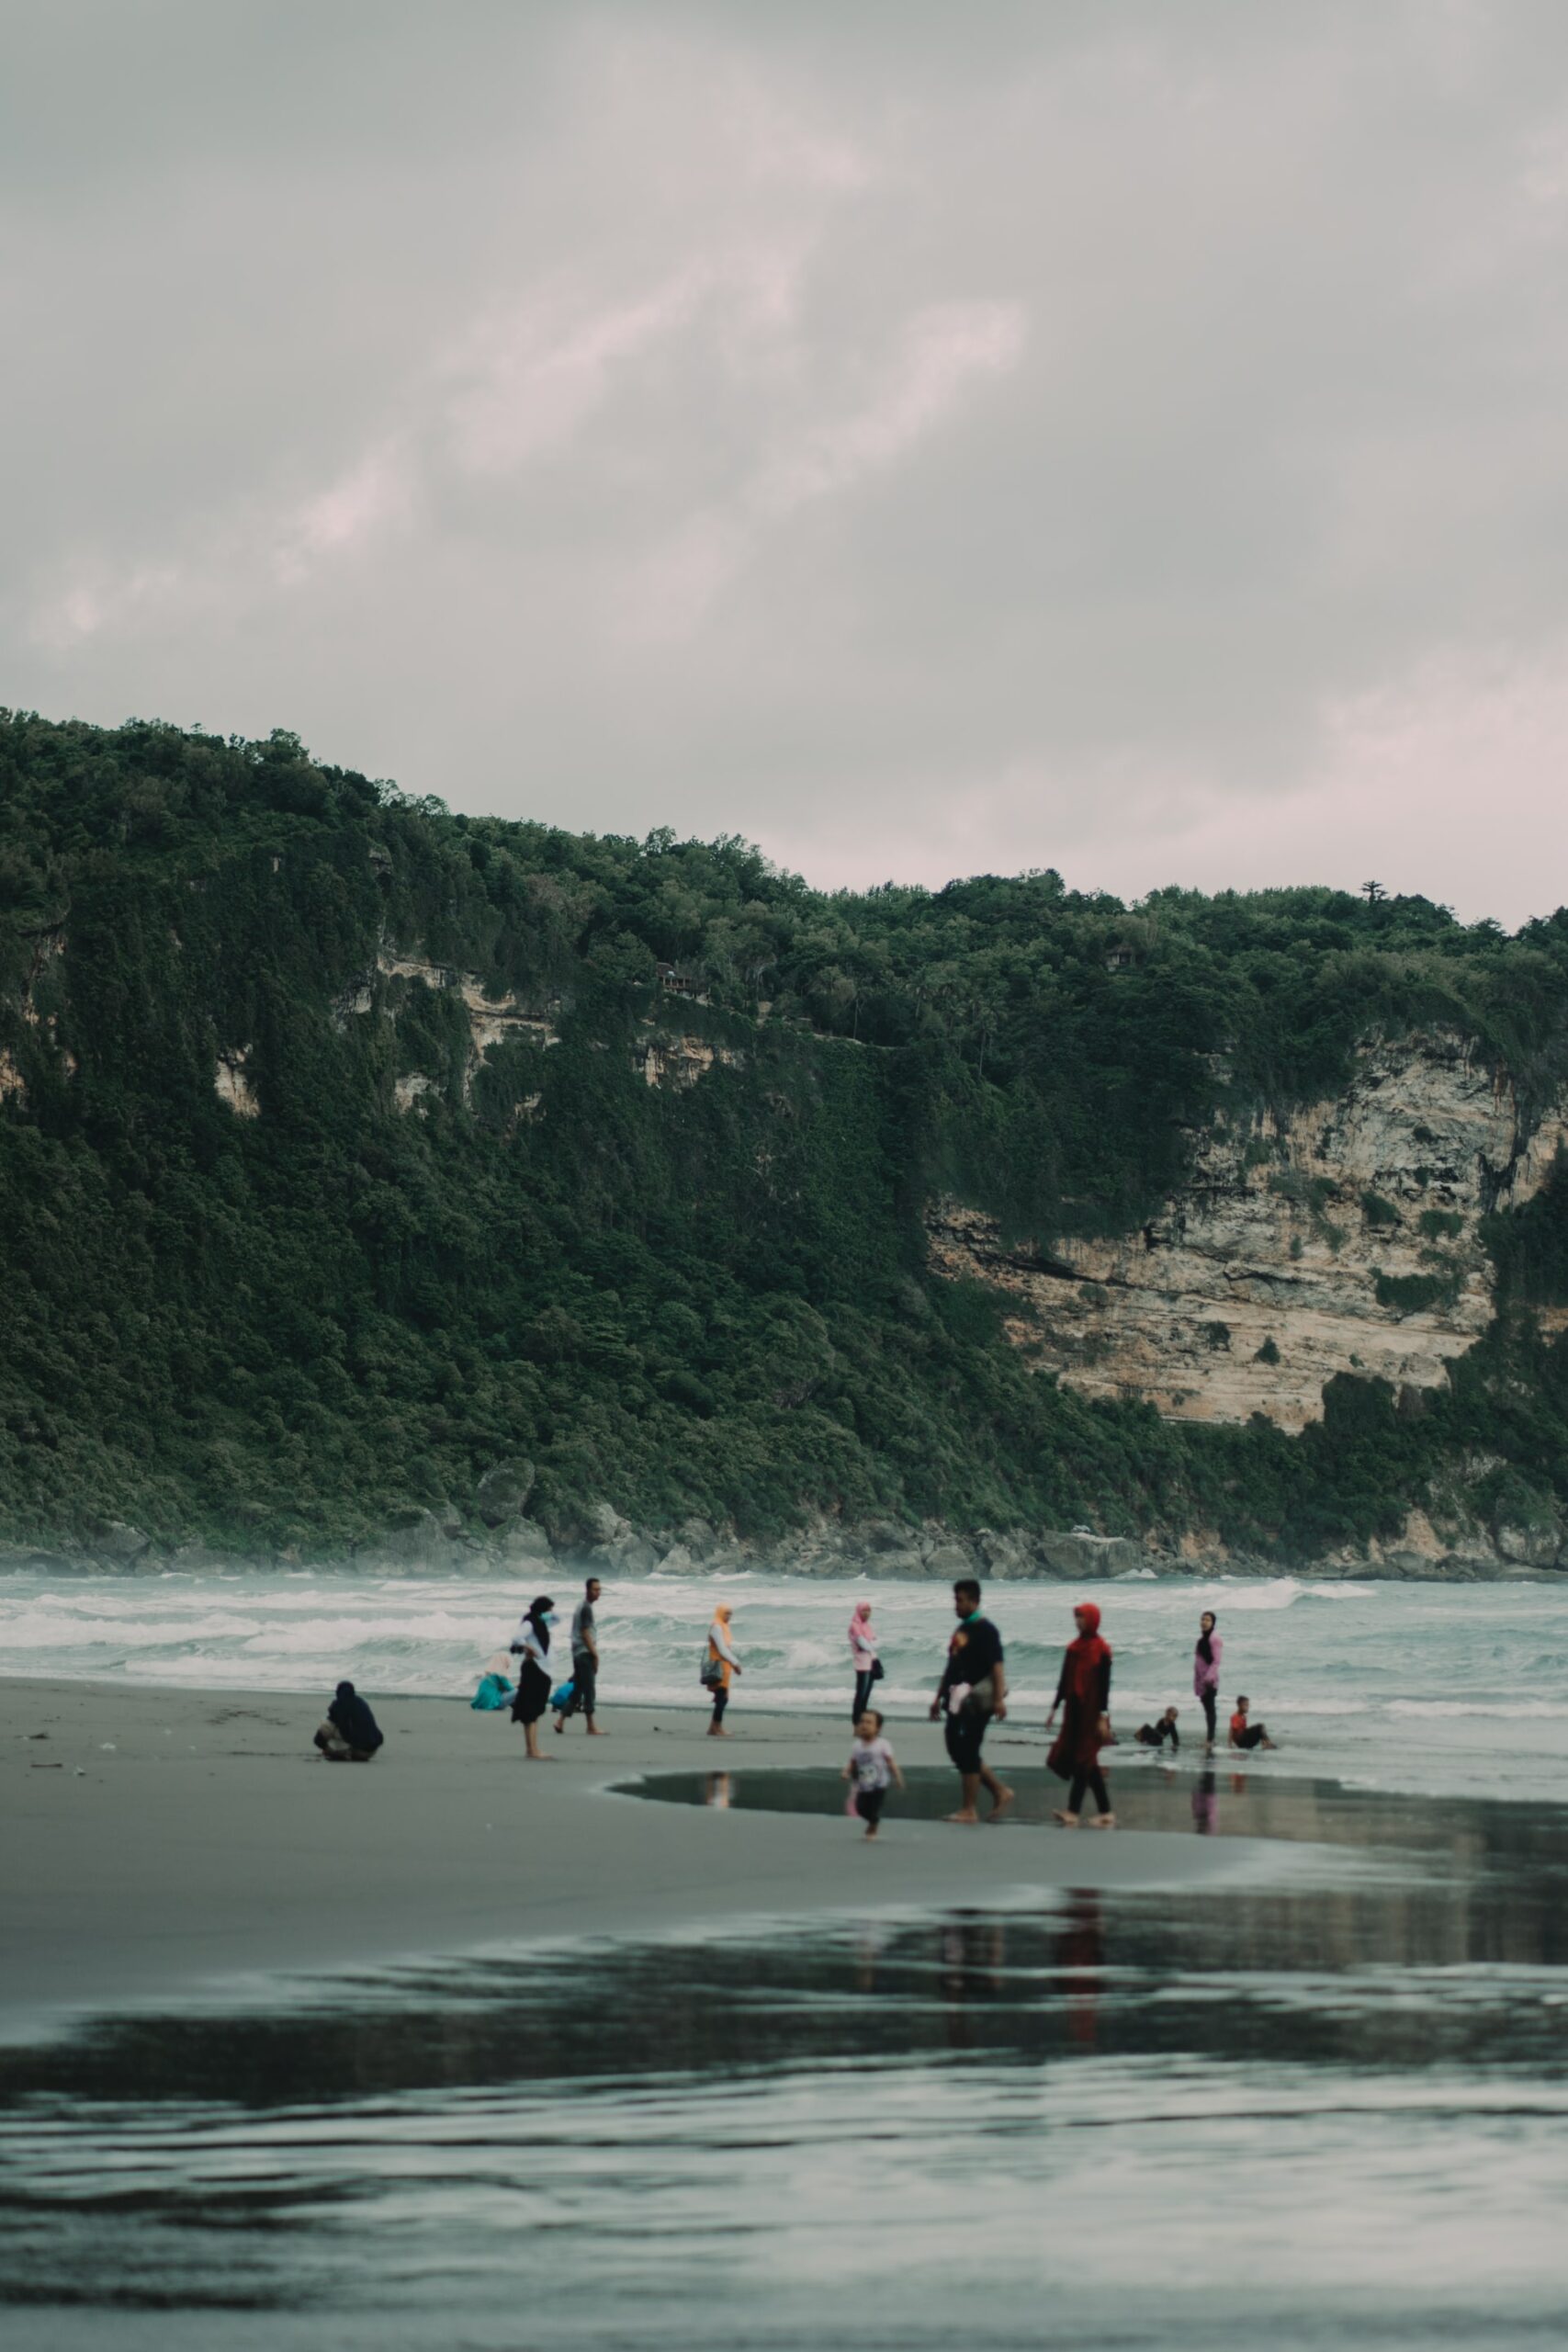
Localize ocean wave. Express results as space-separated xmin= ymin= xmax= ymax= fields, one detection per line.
xmin=1386 ymin=1699 xmax=1566 ymax=1720
xmin=231 ymin=1610 xmax=499 ymax=1652
xmin=0 ymin=1611 xmax=266 ymax=1648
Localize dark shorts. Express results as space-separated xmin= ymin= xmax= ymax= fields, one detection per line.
xmin=1233 ymin=1722 xmax=1266 ymax=1750
xmin=943 ymin=1710 xmax=987 ymax=1776
xmin=853 ymin=1786 xmax=886 ymax=1824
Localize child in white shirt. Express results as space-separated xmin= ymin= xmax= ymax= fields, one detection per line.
xmin=841 ymin=1709 xmax=907 ymax=1838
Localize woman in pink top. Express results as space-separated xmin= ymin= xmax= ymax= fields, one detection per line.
xmin=849 ymin=1600 xmax=879 ymax=1724
xmin=1193 ymin=1611 xmax=1223 ymax=1750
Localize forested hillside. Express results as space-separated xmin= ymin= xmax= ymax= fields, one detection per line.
xmin=4 ymin=709 xmax=1568 ymax=1567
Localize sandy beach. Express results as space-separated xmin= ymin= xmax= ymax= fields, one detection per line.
xmin=7 ymin=1665 xmax=1566 ymax=2351
xmin=2 ymin=1677 xmax=1270 ymax=2035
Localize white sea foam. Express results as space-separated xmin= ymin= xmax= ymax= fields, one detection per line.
xmin=1387 ymin=1699 xmax=1562 ymax=1720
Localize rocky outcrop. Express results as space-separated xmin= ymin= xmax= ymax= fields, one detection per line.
xmin=214 ymin=1046 xmax=259 ymax=1115
xmin=7 ymin=1503 xmax=1560 ymax=1580
xmin=473 ymin=1459 xmax=536 ymax=1528
xmin=495 ymin=1518 xmax=555 ymax=1568
xmin=378 ymin=1507 xmax=468 ymax=1567
xmin=636 ymin=1030 xmax=744 ymax=1090
xmin=371 ymin=950 xmax=559 ymax=1112
xmin=1487 ymin=1474 xmax=1564 ymax=1567
xmin=358 ymin=948 xmax=740 ymax=1114
xmin=930 ymin=1033 xmax=1568 ymax=1431
xmin=546 ymin=1500 xmax=663 ymax=1577
xmin=2 ymin=926 xmax=73 ymax=1104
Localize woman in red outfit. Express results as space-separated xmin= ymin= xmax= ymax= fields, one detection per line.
xmin=1045 ymin=1601 xmax=1115 ymax=1828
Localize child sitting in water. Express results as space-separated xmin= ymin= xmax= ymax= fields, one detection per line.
xmin=1229 ymin=1696 xmax=1275 ymax=1751
xmin=1134 ymin=1706 xmax=1180 ymax=1751
xmin=841 ymin=1709 xmax=907 ymax=1838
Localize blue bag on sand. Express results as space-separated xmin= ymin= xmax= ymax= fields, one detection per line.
xmin=550 ymin=1678 xmax=576 ymax=1712
xmin=471 ymin=1672 xmax=513 ymax=1712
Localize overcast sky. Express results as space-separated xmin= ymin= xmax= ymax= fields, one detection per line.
xmin=5 ymin=2 xmax=1567 ymax=922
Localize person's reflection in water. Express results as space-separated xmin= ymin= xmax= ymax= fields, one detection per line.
xmin=704 ymin=1771 xmax=733 ymax=1809
xmin=1057 ymin=1895 xmax=1104 ymax=2048
xmin=1191 ymin=1769 xmax=1218 ymax=1835
xmin=855 ymin=1924 xmax=887 ymax=1995
xmin=940 ymin=1918 xmax=1006 ymax=2043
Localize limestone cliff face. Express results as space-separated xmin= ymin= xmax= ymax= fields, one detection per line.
xmin=366 ymin=948 xmax=559 ymax=1107
xmin=0 ymin=926 xmax=71 ymax=1106
xmin=206 ymin=944 xmax=740 ymax=1117
xmin=929 ymin=1033 xmax=1568 ymax=1430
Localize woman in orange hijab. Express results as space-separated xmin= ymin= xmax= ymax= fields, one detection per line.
xmin=705 ymin=1604 xmax=742 ymax=1736
xmin=1045 ymin=1601 xmax=1115 ymax=1828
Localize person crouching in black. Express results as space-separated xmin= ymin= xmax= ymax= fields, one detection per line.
xmin=314 ymin=1680 xmax=384 ymax=1762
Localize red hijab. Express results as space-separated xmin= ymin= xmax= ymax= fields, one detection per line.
xmin=1063 ymin=1601 xmax=1111 ymax=1709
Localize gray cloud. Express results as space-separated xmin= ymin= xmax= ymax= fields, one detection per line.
xmin=5 ymin=1 xmax=1568 ymax=921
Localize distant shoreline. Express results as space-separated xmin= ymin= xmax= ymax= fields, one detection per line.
xmin=5 ymin=1532 xmax=1562 ymax=1584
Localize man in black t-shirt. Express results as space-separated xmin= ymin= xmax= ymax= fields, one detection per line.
xmin=930 ymin=1578 xmax=1014 ymax=1824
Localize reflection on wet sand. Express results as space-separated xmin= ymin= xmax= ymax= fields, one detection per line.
xmin=4 ymin=1772 xmax=1568 ymax=2346
xmin=630 ymin=1765 xmax=1568 ymax=1979
xmin=5 ymin=1806 xmax=1563 ymax=2114
xmin=5 ymin=1850 xmax=1568 ymax=2348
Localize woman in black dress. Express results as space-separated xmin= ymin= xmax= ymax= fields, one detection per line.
xmin=509 ymin=1595 xmax=557 ymax=1761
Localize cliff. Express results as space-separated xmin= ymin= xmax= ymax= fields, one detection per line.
xmin=930 ymin=1034 xmax=1568 ymax=1432
xmin=5 ymin=709 xmax=1568 ymax=1576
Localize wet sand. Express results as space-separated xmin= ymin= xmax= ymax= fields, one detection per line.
xmin=2 ymin=1678 xmax=1270 ymax=2034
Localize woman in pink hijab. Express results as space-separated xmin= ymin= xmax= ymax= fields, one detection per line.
xmin=1193 ymin=1611 xmax=1224 ymax=1751
xmin=849 ymin=1600 xmax=880 ymax=1724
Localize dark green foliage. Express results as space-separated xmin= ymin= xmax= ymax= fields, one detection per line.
xmin=1255 ymin=1337 xmax=1281 ymax=1365
xmin=6 ymin=710 xmax=1568 ymax=1561
xmin=1270 ymin=1170 xmax=1340 ymax=1217
xmin=1374 ymin=1269 xmax=1461 ymax=1315
xmin=1361 ymin=1189 xmax=1401 ymax=1228
xmin=1484 ymin=1150 xmax=1568 ymax=1306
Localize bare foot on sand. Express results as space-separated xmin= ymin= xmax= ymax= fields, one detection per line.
xmin=707 ymin=1726 xmax=730 ymax=1738
xmin=1091 ymin=1814 xmax=1118 ymax=1830
xmin=1053 ymin=1810 xmax=1080 ymax=1827
xmin=985 ymin=1785 xmax=1016 ymax=1824
xmin=586 ymin=1726 xmax=607 ymax=1736
xmin=946 ymin=1808 xmax=980 ymax=1825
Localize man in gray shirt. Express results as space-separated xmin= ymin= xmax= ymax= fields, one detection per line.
xmin=555 ymin=1577 xmax=604 ymax=1736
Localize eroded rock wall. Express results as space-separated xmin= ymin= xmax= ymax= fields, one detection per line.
xmin=930 ymin=1034 xmax=1568 ymax=1430
xmin=353 ymin=949 xmax=738 ymax=1110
